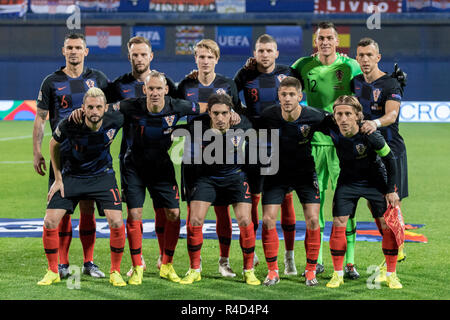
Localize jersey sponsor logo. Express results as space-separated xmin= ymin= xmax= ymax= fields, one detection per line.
xmin=164 ymin=115 xmax=176 ymax=127
xmin=335 ymin=69 xmax=344 ymax=82
xmin=187 ymin=92 xmax=195 ymax=97
xmin=277 ymin=74 xmax=287 ymax=82
xmin=299 ymin=124 xmax=310 ymax=137
xmin=106 ymin=128 xmax=116 ymax=141
xmin=216 ymin=88 xmax=226 ymax=95
xmin=85 ymin=79 xmax=95 ymax=88
xmin=122 ymin=89 xmax=131 ymax=93
xmin=57 ymin=86 xmax=67 ymax=91
xmin=355 ymin=143 xmax=367 ymax=156
xmin=373 ymin=89 xmax=381 ymax=102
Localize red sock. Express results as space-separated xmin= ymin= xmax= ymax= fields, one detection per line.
xmin=154 ymin=207 xmax=167 ymax=256
xmin=262 ymin=226 xmax=279 ymax=271
xmin=329 ymin=226 xmax=347 ymax=271
xmin=382 ymin=227 xmax=399 ymax=273
xmin=251 ymin=194 xmax=261 ymax=232
xmin=79 ymin=212 xmax=96 ymax=263
xmin=187 ymin=222 xmax=203 ymax=269
xmin=214 ymin=205 xmax=232 ymax=258
xmin=281 ymin=193 xmax=296 ymax=251
xmin=58 ymin=214 xmax=72 ymax=265
xmin=43 ymin=226 xmax=59 ymax=273
xmin=110 ymin=224 xmax=125 ymax=273
xmin=162 ymin=218 xmax=181 ymax=264
xmin=239 ymin=223 xmax=256 ymax=270
xmin=126 ymin=218 xmax=143 ymax=267
xmin=305 ymin=227 xmax=321 ymax=271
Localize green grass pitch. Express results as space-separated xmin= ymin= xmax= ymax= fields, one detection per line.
xmin=0 ymin=120 xmax=449 ymax=300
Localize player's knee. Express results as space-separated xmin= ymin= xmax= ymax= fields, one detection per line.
xmin=127 ymin=208 xmax=142 ymax=221
xmin=306 ymin=217 xmax=319 ymax=230
xmin=262 ymin=215 xmax=276 ymax=230
xmin=189 ymin=215 xmax=203 ymax=227
xmin=165 ymin=208 xmax=179 ymax=221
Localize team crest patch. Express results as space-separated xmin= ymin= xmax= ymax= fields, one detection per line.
xmin=373 ymin=89 xmax=381 ymax=102
xmin=277 ymin=74 xmax=287 ymax=82
xmin=231 ymin=135 xmax=241 ymax=147
xmin=300 ymin=124 xmax=311 ymax=137
xmin=85 ymin=79 xmax=95 ymax=88
xmin=106 ymin=129 xmax=116 ymax=140
xmin=356 ymin=143 xmax=366 ymax=156
xmin=216 ymin=88 xmax=226 ymax=95
xmin=164 ymin=115 xmax=176 ymax=127
xmin=335 ymin=70 xmax=344 ymax=82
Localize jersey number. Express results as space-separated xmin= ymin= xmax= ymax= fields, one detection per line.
xmin=248 ymin=88 xmax=259 ymax=102
xmin=307 ymin=79 xmax=317 ymax=93
xmin=61 ymin=95 xmax=69 ymax=109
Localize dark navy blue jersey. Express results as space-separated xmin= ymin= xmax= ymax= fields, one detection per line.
xmin=324 ymin=122 xmax=397 ymax=193
xmin=352 ymin=74 xmax=406 ymax=155
xmin=119 ymin=96 xmax=200 ymax=168
xmin=52 ymin=111 xmax=123 ymax=178
xmin=258 ymin=105 xmax=330 ymax=175
xmin=105 ymin=72 xmax=178 ymax=159
xmin=176 ymin=73 xmax=241 ymax=123
xmin=182 ymin=113 xmax=253 ymax=177
xmin=37 ymin=67 xmax=110 ymax=133
xmin=106 ymin=72 xmax=178 ymax=103
xmin=233 ymin=64 xmax=292 ymax=121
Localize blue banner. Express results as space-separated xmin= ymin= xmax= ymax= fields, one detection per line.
xmin=0 ymin=218 xmax=426 ymax=243
xmin=132 ymin=26 xmax=166 ymax=51
xmin=265 ymin=25 xmax=303 ymax=56
xmin=246 ymin=0 xmax=314 ymax=12
xmin=216 ymin=26 xmax=252 ymax=56
xmin=119 ymin=0 xmax=150 ymax=12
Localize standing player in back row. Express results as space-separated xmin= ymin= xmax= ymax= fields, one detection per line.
xmin=354 ymin=37 xmax=408 ymax=277
xmin=105 ymin=36 xmax=177 ymax=275
xmin=33 ymin=33 xmax=109 ymax=279
xmin=290 ymin=22 xmax=362 ymax=278
xmin=233 ymin=34 xmax=298 ymax=275
xmin=176 ymin=39 xmax=242 ymax=278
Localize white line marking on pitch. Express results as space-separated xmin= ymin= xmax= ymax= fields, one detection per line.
xmin=0 ymin=133 xmax=51 ymax=142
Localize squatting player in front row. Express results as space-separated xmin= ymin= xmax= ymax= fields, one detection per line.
xmin=325 ymin=95 xmax=402 ymax=289
xmin=38 ymin=88 xmax=128 ymax=287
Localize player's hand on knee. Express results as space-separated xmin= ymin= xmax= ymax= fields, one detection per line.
xmin=48 ymin=180 xmax=64 ymax=202
xmin=33 ymin=152 xmax=47 ymax=176
xmin=68 ymin=108 xmax=84 ymax=124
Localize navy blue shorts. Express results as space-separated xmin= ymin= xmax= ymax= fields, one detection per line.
xmin=190 ymin=172 xmax=252 ymax=206
xmin=332 ymin=181 xmax=387 ymax=219
xmin=262 ymin=171 xmax=320 ymax=205
xmin=122 ymin=161 xmax=180 ymax=210
xmin=47 ymin=172 xmax=122 ymax=215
